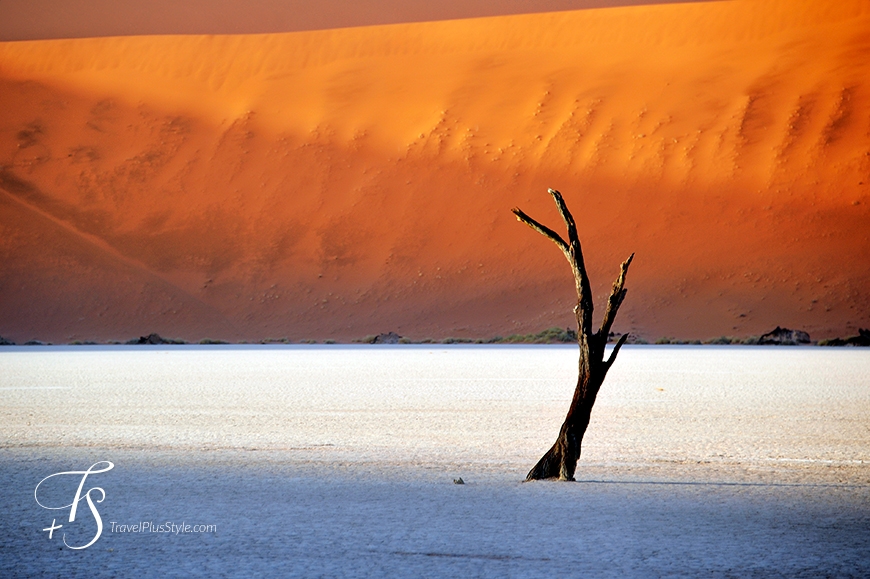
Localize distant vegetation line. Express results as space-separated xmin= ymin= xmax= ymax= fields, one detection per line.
xmin=1 ymin=328 xmax=868 ymax=347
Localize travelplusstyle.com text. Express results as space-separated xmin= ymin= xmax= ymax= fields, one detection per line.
xmin=109 ymin=521 xmax=216 ymax=535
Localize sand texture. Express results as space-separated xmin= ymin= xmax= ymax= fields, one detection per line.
xmin=1 ymin=0 xmax=869 ymax=343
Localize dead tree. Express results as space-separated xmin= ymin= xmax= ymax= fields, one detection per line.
xmin=513 ymin=189 xmax=634 ymax=481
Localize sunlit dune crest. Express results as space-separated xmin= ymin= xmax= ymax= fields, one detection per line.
xmin=1 ymin=0 xmax=868 ymax=343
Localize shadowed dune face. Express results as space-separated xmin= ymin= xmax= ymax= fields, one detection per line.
xmin=0 ymin=0 xmax=717 ymax=40
xmin=1 ymin=0 xmax=868 ymax=343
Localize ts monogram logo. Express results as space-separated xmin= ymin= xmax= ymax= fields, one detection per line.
xmin=34 ymin=461 xmax=115 ymax=550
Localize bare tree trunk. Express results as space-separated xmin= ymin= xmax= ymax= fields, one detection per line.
xmin=513 ymin=189 xmax=634 ymax=481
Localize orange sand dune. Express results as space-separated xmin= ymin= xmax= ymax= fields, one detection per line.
xmin=1 ymin=0 xmax=868 ymax=343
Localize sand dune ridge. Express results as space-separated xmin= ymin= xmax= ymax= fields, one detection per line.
xmin=1 ymin=0 xmax=868 ymax=343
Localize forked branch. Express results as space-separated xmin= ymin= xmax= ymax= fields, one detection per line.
xmin=606 ymin=332 xmax=630 ymax=369
xmin=511 ymin=207 xmax=570 ymax=262
xmin=547 ymin=188 xmax=580 ymax=256
xmin=514 ymin=189 xmax=595 ymax=338
xmin=599 ymin=252 xmax=635 ymax=340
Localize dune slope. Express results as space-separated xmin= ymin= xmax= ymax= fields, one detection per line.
xmin=0 ymin=0 xmax=868 ymax=343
